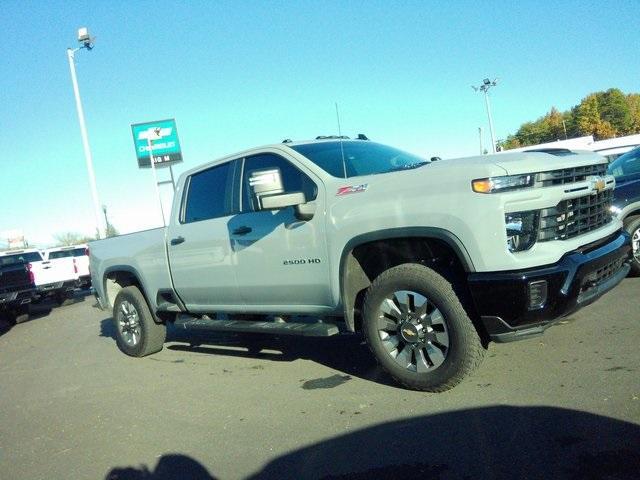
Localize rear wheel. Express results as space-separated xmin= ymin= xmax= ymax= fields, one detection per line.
xmin=11 ymin=305 xmax=30 ymax=324
xmin=625 ymin=217 xmax=640 ymax=276
xmin=363 ymin=264 xmax=485 ymax=392
xmin=113 ymin=286 xmax=166 ymax=357
xmin=54 ymin=291 xmax=74 ymax=307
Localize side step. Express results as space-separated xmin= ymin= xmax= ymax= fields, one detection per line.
xmin=175 ymin=315 xmax=340 ymax=337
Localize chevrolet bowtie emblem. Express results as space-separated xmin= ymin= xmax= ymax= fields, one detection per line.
xmin=403 ymin=328 xmax=415 ymax=337
xmin=592 ymin=177 xmax=606 ymax=194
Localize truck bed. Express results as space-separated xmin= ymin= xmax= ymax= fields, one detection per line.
xmin=89 ymin=228 xmax=173 ymax=310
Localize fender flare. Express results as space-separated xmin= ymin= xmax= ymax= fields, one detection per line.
xmin=338 ymin=227 xmax=475 ymax=332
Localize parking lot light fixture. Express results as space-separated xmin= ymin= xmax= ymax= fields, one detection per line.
xmin=67 ymin=27 xmax=104 ymax=239
xmin=472 ymin=78 xmax=499 ymax=154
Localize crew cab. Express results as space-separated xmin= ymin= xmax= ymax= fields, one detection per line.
xmin=609 ymin=145 xmax=640 ymax=275
xmin=0 ymin=252 xmax=38 ymax=323
xmin=91 ymin=137 xmax=631 ymax=391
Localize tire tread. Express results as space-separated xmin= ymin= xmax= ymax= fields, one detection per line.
xmin=363 ymin=263 xmax=485 ymax=392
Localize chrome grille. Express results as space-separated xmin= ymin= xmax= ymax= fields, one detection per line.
xmin=538 ymin=189 xmax=613 ymax=241
xmin=535 ymin=163 xmax=607 ymax=187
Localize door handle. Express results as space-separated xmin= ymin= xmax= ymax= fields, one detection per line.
xmin=232 ymin=226 xmax=252 ymax=236
xmin=170 ymin=236 xmax=185 ymax=246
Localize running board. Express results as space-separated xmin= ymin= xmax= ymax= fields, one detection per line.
xmin=175 ymin=315 xmax=340 ymax=337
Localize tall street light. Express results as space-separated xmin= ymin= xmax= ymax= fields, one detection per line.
xmin=473 ymin=78 xmax=498 ymax=154
xmin=67 ymin=27 xmax=104 ymax=239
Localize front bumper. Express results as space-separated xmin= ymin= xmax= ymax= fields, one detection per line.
xmin=467 ymin=231 xmax=632 ymax=342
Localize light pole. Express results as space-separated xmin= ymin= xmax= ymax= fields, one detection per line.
xmin=67 ymin=27 xmax=104 ymax=239
xmin=473 ymin=78 xmax=498 ymax=154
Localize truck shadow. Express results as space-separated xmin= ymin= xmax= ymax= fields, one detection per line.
xmin=104 ymin=406 xmax=640 ymax=479
xmin=99 ymin=318 xmax=395 ymax=388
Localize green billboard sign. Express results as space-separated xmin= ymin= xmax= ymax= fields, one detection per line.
xmin=131 ymin=118 xmax=183 ymax=168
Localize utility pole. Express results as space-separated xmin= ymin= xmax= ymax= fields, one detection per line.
xmin=67 ymin=27 xmax=104 ymax=238
xmin=478 ymin=127 xmax=484 ymax=154
xmin=473 ymin=78 xmax=499 ymax=154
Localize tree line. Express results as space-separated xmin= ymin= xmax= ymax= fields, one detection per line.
xmin=53 ymin=223 xmax=119 ymax=247
xmin=501 ymin=88 xmax=640 ymax=150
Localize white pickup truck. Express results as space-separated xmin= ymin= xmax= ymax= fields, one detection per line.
xmin=90 ymin=138 xmax=631 ymax=391
xmin=2 ymin=249 xmax=77 ymax=304
xmin=45 ymin=245 xmax=91 ymax=288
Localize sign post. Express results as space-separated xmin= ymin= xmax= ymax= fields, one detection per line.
xmin=131 ymin=119 xmax=184 ymax=226
xmin=146 ymin=130 xmax=166 ymax=226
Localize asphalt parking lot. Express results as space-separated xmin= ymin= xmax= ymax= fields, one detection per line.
xmin=1 ymin=280 xmax=639 ymax=480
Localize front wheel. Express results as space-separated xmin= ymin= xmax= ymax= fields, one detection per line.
xmin=113 ymin=286 xmax=166 ymax=357
xmin=625 ymin=217 xmax=640 ymax=276
xmin=363 ymin=264 xmax=485 ymax=392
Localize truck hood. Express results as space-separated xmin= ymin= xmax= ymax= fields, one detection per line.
xmin=485 ymin=150 xmax=607 ymax=176
xmin=334 ymin=150 xmax=609 ymax=199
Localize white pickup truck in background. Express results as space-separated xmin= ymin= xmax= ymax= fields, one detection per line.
xmin=3 ymin=249 xmax=77 ymax=304
xmin=44 ymin=245 xmax=91 ymax=288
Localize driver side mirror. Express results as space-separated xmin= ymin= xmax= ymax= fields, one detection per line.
xmin=248 ymin=169 xmax=314 ymax=220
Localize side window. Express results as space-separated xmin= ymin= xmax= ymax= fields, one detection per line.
xmin=183 ymin=162 xmax=233 ymax=223
xmin=242 ymin=153 xmax=318 ymax=212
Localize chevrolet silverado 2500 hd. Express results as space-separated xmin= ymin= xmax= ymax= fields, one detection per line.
xmin=90 ymin=138 xmax=632 ymax=391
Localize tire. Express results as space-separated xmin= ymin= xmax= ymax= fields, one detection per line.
xmin=362 ymin=263 xmax=485 ymax=392
xmin=10 ymin=305 xmax=29 ymax=325
xmin=624 ymin=217 xmax=640 ymax=277
xmin=54 ymin=291 xmax=74 ymax=307
xmin=113 ymin=286 xmax=166 ymax=357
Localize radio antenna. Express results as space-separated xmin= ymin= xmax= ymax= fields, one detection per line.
xmin=335 ymin=102 xmax=347 ymax=178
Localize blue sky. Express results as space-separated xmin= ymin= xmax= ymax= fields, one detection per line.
xmin=1 ymin=0 xmax=639 ymax=246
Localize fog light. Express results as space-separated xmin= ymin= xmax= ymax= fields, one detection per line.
xmin=528 ymin=280 xmax=548 ymax=310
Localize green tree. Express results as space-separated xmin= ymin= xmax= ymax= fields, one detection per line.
xmin=599 ymin=88 xmax=632 ymax=134
xmin=503 ymin=88 xmax=640 ymax=150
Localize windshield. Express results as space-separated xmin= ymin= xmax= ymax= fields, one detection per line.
xmin=290 ymin=141 xmax=429 ymax=178
xmin=607 ymin=146 xmax=640 ymax=179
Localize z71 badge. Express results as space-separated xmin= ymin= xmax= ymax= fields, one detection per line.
xmin=336 ymin=184 xmax=368 ymax=196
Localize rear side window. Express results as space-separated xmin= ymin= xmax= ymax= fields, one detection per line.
xmin=0 ymin=252 xmax=42 ymax=266
xmin=183 ymin=162 xmax=233 ymax=223
xmin=49 ymin=250 xmax=74 ymax=259
xmin=72 ymin=248 xmax=87 ymax=257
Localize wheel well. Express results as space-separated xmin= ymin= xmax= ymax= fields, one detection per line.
xmin=104 ymin=271 xmax=143 ymax=309
xmin=624 ymin=210 xmax=640 ymax=225
xmin=342 ymin=237 xmax=470 ymax=333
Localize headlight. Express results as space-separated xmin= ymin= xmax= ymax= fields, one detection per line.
xmin=506 ymin=210 xmax=539 ymax=252
xmin=472 ymin=174 xmax=534 ymax=193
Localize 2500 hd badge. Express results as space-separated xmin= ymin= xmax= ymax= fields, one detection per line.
xmin=283 ymin=258 xmax=322 ymax=265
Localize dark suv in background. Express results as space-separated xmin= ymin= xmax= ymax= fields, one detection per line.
xmin=609 ymin=145 xmax=640 ymax=275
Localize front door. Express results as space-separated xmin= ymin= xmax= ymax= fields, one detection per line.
xmin=229 ymin=152 xmax=332 ymax=309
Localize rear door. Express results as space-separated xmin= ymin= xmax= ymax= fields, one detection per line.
xmin=166 ymin=159 xmax=242 ymax=309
